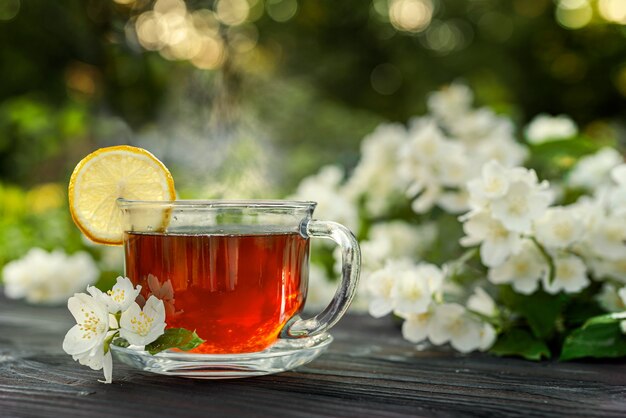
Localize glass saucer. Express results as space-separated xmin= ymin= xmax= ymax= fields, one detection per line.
xmin=111 ymin=333 xmax=333 ymax=379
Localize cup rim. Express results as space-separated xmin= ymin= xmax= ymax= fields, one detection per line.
xmin=116 ymin=198 xmax=317 ymax=210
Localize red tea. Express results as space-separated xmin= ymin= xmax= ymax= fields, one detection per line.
xmin=124 ymin=231 xmax=309 ymax=354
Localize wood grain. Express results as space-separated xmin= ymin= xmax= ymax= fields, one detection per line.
xmin=0 ymin=295 xmax=624 ymax=418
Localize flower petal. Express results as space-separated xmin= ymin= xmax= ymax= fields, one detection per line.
xmin=98 ymin=351 xmax=113 ymax=384
xmin=63 ymin=324 xmax=97 ymax=355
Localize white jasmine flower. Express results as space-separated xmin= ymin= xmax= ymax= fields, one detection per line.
xmin=438 ymin=191 xmax=470 ymax=214
xmin=344 ymin=123 xmax=407 ymax=216
xmin=427 ymin=83 xmax=473 ymax=123
xmin=366 ymin=260 xmax=406 ymax=318
xmin=438 ymin=143 xmax=472 ymax=187
xmin=465 ymin=161 xmax=553 ymax=234
xmin=411 ymin=181 xmax=442 ymax=214
xmin=401 ymin=312 xmax=431 ymax=343
xmin=398 ymin=121 xmax=449 ymax=213
xmin=448 ymin=108 xmax=513 ymax=145
xmin=568 ymin=147 xmax=623 ymax=190
xmin=467 ymin=287 xmax=497 ymax=317
xmin=63 ymin=292 xmax=110 ymax=356
xmin=467 ymin=160 xmax=511 ymax=201
xmin=391 ymin=271 xmax=433 ymax=316
xmin=596 ymin=284 xmax=626 ymax=312
xmin=590 ymin=258 xmax=626 ymax=283
xmin=98 ymin=276 xmax=142 ymax=313
xmin=360 ymin=221 xmax=437 ymax=273
xmin=119 ymin=296 xmax=166 ymax=346
xmin=543 ymin=254 xmax=589 ymax=294
xmin=488 ymin=239 xmax=547 ymax=294
xmin=291 ymin=165 xmax=359 ymax=232
xmin=360 ymin=238 xmax=394 ymax=274
xmin=525 ymin=114 xmax=577 ymax=144
xmin=2 ymin=248 xmax=99 ymax=305
xmin=586 ymin=216 xmax=626 ymax=260
xmin=460 ymin=211 xmax=523 ymax=267
xmin=490 ymin=174 xmax=553 ymax=234
xmin=475 ymin=134 xmax=528 ymax=169
xmin=391 ymin=263 xmax=443 ymax=316
xmin=534 ymin=207 xmax=585 ymax=249
xmin=427 ymin=303 xmax=496 ymax=353
xmin=63 ymin=292 xmax=114 ymax=383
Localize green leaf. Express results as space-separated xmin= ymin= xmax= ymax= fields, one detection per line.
xmin=499 ymin=286 xmax=565 ymax=339
xmin=560 ymin=322 xmax=626 ymax=361
xmin=583 ymin=312 xmax=626 ymax=327
xmin=562 ymin=298 xmax=605 ymax=328
xmin=490 ymin=328 xmax=551 ymax=360
xmin=112 ymin=337 xmax=130 ymax=348
xmin=145 ymin=328 xmax=205 ymax=355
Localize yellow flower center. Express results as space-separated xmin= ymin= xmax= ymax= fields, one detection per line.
xmin=553 ymin=222 xmax=573 ymax=241
xmin=107 ymin=288 xmax=126 ymax=303
xmin=79 ymin=308 xmax=104 ymax=339
xmin=130 ymin=312 xmax=154 ymax=336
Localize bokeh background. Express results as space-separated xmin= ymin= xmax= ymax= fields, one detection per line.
xmin=1 ymin=0 xmax=626 ymax=277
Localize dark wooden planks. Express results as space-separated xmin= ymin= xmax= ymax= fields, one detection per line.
xmin=0 ymin=296 xmax=624 ymax=418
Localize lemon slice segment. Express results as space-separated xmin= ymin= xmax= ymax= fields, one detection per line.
xmin=68 ymin=145 xmax=176 ymax=245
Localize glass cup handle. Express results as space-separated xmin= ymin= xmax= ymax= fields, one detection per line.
xmin=281 ymin=219 xmax=361 ymax=338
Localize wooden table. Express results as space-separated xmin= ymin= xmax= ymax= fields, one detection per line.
xmin=0 ymin=295 xmax=624 ymax=418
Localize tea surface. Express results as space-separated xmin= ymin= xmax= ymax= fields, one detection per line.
xmin=124 ymin=231 xmax=309 ymax=353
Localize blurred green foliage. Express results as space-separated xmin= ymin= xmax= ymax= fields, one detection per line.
xmin=0 ymin=182 xmax=83 ymax=266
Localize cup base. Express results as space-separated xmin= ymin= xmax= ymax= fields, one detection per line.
xmin=111 ymin=333 xmax=332 ymax=379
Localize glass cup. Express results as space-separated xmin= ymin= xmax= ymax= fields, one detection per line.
xmin=117 ymin=199 xmax=361 ymax=355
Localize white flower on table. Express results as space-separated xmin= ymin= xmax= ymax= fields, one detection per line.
xmin=401 ymin=312 xmax=431 ymax=344
xmin=119 ymin=296 xmax=166 ymax=346
xmin=2 ymin=248 xmax=98 ymax=305
xmin=542 ymin=254 xmax=589 ymax=294
xmin=567 ymin=147 xmax=623 ymax=190
xmin=533 ymin=207 xmax=585 ymax=249
xmin=62 ymin=292 xmax=114 ymax=383
xmin=488 ymin=239 xmax=547 ymax=295
xmin=467 ymin=287 xmax=497 ymax=317
xmin=391 ymin=263 xmax=443 ymax=316
xmin=427 ymin=303 xmax=496 ymax=353
xmin=524 ymin=114 xmax=577 ymax=144
xmin=460 ymin=211 xmax=523 ymax=268
xmin=366 ymin=259 xmax=412 ymax=318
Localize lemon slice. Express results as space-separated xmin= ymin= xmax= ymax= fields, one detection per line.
xmin=68 ymin=145 xmax=176 ymax=245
